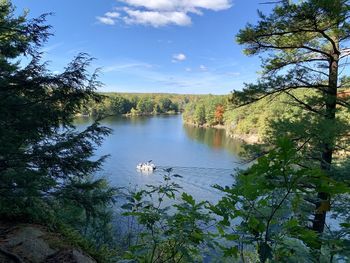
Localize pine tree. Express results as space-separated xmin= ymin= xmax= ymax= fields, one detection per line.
xmin=0 ymin=0 xmax=115 ymax=224
xmin=230 ymin=0 xmax=350 ymax=248
xmin=234 ymin=0 xmax=350 ymax=233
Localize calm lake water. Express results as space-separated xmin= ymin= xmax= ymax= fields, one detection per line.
xmin=75 ymin=115 xmax=245 ymax=202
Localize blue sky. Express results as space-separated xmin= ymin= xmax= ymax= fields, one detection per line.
xmin=13 ymin=0 xmax=272 ymax=94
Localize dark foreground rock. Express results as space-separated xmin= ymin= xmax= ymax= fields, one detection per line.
xmin=0 ymin=222 xmax=96 ymax=263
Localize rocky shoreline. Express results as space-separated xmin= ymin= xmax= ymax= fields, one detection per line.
xmin=183 ymin=121 xmax=261 ymax=144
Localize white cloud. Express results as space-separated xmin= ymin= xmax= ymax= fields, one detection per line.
xmin=98 ymin=0 xmax=232 ymax=27
xmin=100 ymin=58 xmax=253 ymax=94
xmin=105 ymin=12 xmax=120 ymax=18
xmin=42 ymin=42 xmax=63 ymax=53
xmin=102 ymin=62 xmax=153 ymax=73
xmin=157 ymin=39 xmax=173 ymax=44
xmin=96 ymin=11 xmax=121 ymax=25
xmin=96 ymin=16 xmax=116 ymax=25
xmin=199 ymin=65 xmax=207 ymax=71
xmin=119 ymin=0 xmax=232 ymax=12
xmin=123 ymin=9 xmax=191 ymax=27
xmin=226 ymin=71 xmax=241 ymax=76
xmin=172 ymin=53 xmax=187 ymax=62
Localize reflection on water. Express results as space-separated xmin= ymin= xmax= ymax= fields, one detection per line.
xmin=75 ymin=115 xmax=245 ymax=202
xmin=183 ymin=124 xmax=245 ymax=156
xmin=74 ymin=115 xmax=151 ymax=126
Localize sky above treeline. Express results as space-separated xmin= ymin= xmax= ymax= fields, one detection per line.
xmin=13 ymin=0 xmax=273 ymax=94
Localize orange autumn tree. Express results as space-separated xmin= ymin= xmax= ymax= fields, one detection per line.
xmin=214 ymin=104 xmax=225 ymax=125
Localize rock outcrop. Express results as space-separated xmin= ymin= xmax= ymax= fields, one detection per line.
xmin=0 ymin=222 xmax=96 ymax=263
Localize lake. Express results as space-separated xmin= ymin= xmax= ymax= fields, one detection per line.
xmin=75 ymin=114 xmax=245 ymax=203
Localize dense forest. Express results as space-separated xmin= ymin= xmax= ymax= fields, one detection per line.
xmin=1 ymin=0 xmax=350 ymax=263
xmin=182 ymin=95 xmax=227 ymax=126
xmin=81 ymin=93 xmax=199 ymax=116
xmin=183 ymin=88 xmax=350 ymax=143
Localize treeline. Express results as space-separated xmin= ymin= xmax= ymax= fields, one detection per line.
xmin=182 ymin=93 xmax=273 ymax=139
xmin=81 ymin=93 xmax=200 ymax=116
xmin=182 ymin=91 xmax=322 ymax=142
xmin=182 ymin=95 xmax=228 ymax=126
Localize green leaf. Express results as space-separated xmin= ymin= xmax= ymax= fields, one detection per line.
xmin=223 ymin=246 xmax=239 ymax=257
xmin=182 ymin=192 xmax=196 ymax=206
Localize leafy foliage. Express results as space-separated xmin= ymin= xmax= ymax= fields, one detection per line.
xmin=120 ymin=169 xmax=214 ymax=263
xmin=213 ymin=138 xmax=350 ymax=262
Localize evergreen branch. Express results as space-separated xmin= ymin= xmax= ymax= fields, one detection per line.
xmin=313 ymin=21 xmax=341 ymax=56
xmin=296 ymin=64 xmax=329 ymax=78
xmin=283 ymin=90 xmax=323 ymax=115
xmin=252 ymin=40 xmax=332 ymax=58
xmin=336 ymin=98 xmax=350 ymax=108
xmin=264 ymin=58 xmax=329 ymax=75
xmin=340 ymin=48 xmax=350 ymax=59
xmin=232 ymin=82 xmax=326 ymax=109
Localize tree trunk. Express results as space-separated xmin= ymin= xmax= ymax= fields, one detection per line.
xmin=312 ymin=48 xmax=339 ymax=234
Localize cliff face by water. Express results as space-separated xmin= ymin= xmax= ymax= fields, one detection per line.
xmin=226 ymin=131 xmax=260 ymax=144
xmin=184 ymin=121 xmax=261 ymax=144
xmin=0 ymin=222 xmax=96 ymax=263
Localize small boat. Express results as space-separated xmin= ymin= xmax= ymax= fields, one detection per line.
xmin=136 ymin=160 xmax=156 ymax=172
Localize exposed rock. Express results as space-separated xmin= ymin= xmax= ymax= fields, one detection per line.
xmin=2 ymin=226 xmax=57 ymax=262
xmin=45 ymin=249 xmax=96 ymax=263
xmin=229 ymin=133 xmax=260 ymax=144
xmin=0 ymin=222 xmax=97 ymax=263
xmin=0 ymin=247 xmax=20 ymax=263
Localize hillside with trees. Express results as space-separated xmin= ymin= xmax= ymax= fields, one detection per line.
xmin=182 ymin=91 xmax=302 ymax=143
xmin=183 ymin=88 xmax=350 ymax=144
